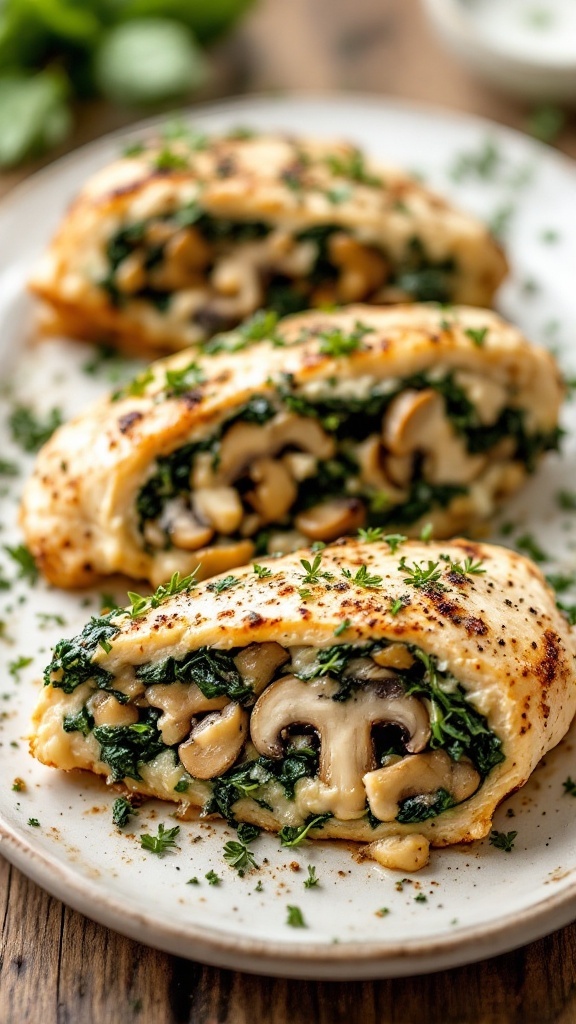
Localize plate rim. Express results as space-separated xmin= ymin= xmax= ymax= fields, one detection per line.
xmin=2 ymin=90 xmax=576 ymax=978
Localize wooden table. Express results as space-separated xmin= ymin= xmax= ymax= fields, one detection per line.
xmin=2 ymin=2 xmax=576 ymax=1021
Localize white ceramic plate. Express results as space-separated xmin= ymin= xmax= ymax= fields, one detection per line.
xmin=1 ymin=95 xmax=576 ymax=980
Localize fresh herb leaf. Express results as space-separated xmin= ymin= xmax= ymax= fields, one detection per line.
xmin=341 ymin=565 xmax=383 ymax=589
xmin=113 ymin=367 xmax=154 ymax=400
xmin=449 ymin=557 xmax=486 ymax=576
xmin=205 ymin=869 xmax=221 ymax=885
xmin=389 ymin=597 xmax=405 ymax=616
xmin=127 ymin=569 xmax=198 ymax=617
xmin=4 ymin=544 xmax=38 ymax=583
xmin=414 ymin=893 xmax=428 ymax=903
xmin=253 ymin=564 xmax=273 ymax=579
xmin=420 ymin=523 xmax=433 ymax=542
xmin=326 ymin=150 xmax=381 ymax=186
xmin=382 ymin=533 xmax=407 ymax=554
xmin=207 ymin=575 xmax=242 ymax=594
xmin=28 ymin=818 xmax=40 ymax=828
xmin=304 ymin=865 xmax=320 ymax=888
xmin=557 ymin=490 xmax=576 ymax=511
xmin=562 ymin=777 xmax=576 ymax=796
xmin=279 ymin=813 xmax=332 ymax=847
xmin=299 ymin=554 xmax=334 ymax=585
xmin=223 ymin=840 xmax=258 ymax=874
xmin=286 ymin=905 xmax=307 ymax=927
xmin=399 ymin=557 xmax=445 ymax=589
xmin=8 ymin=405 xmax=63 ymax=451
xmin=357 ymin=527 xmax=383 ymax=543
xmin=164 ymin=361 xmax=205 ymax=396
xmin=515 ymin=533 xmax=547 ymax=563
xmin=318 ymin=321 xmax=373 ymax=357
xmin=334 ymin=618 xmax=352 ymax=637
xmin=489 ymin=830 xmax=517 ymax=852
xmin=140 ymin=823 xmax=180 ymax=856
xmin=237 ymin=822 xmax=262 ymax=843
xmin=464 ymin=327 xmax=488 ymax=347
xmin=112 ymin=795 xmax=137 ymax=827
xmin=9 ymin=655 xmax=32 ymax=679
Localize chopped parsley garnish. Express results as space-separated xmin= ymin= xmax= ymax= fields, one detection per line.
xmin=334 ymin=618 xmax=352 ymax=637
xmin=299 ymin=554 xmax=334 ymax=585
xmin=187 ymin=877 xmax=200 ymax=885
xmin=389 ymin=597 xmax=405 ymax=616
xmin=489 ymin=830 xmax=517 ymax=852
xmin=205 ymin=869 xmax=222 ymax=886
xmin=4 ymin=544 xmax=38 ymax=583
xmin=420 ymin=523 xmax=433 ymax=542
xmin=0 ymin=459 xmax=18 ymax=476
xmin=113 ymin=367 xmax=154 ymax=400
xmin=153 ymin=147 xmax=188 ymax=171
xmin=341 ymin=565 xmax=383 ymax=589
xmin=279 ymin=813 xmax=332 ymax=848
xmin=222 ymin=840 xmax=258 ymax=875
xmin=164 ymin=361 xmax=205 ymax=397
xmin=207 ymin=575 xmax=242 ymax=594
xmin=326 ymin=149 xmax=382 ymax=187
xmin=318 ymin=321 xmax=373 ymax=358
xmin=375 ymin=907 xmax=390 ymax=917
xmin=28 ymin=818 xmax=40 ymax=827
xmin=112 ymin=796 xmax=137 ymax=828
xmin=449 ymin=556 xmax=486 ymax=576
xmin=383 ymin=533 xmax=407 ymax=554
xmin=464 ymin=327 xmax=488 ymax=347
xmin=562 ymin=777 xmax=576 ymax=796
xmin=9 ymin=655 xmax=32 ymax=679
xmin=515 ymin=533 xmax=547 ymax=563
xmin=8 ymin=405 xmax=63 ymax=452
xmin=414 ymin=893 xmax=427 ymax=903
xmin=528 ymin=104 xmax=561 ymax=144
xmin=357 ymin=526 xmax=383 ymax=543
xmin=304 ymin=865 xmax=320 ymax=889
xmin=127 ymin=569 xmax=198 ymax=617
xmin=253 ymin=564 xmax=273 ymax=579
xmin=36 ymin=612 xmax=66 ymax=627
xmin=12 ymin=778 xmax=24 ymax=792
xmin=399 ymin=557 xmax=445 ymax=589
xmin=450 ymin=138 xmax=501 ymax=182
xmin=286 ymin=905 xmax=306 ymax=928
xmin=140 ymin=823 xmax=180 ymax=855
xmin=557 ymin=490 xmax=576 ymax=511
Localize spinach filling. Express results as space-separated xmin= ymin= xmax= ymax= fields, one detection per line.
xmin=45 ymin=612 xmax=125 ymax=698
xmin=93 ymin=710 xmax=166 ymax=782
xmin=136 ymin=369 xmax=556 ymax=549
xmin=135 ymin=646 xmax=253 ymax=706
xmin=101 ymin=207 xmax=458 ymax=317
xmin=204 ymin=747 xmax=320 ymax=824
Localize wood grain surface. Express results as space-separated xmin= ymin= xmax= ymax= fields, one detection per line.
xmin=2 ymin=2 xmax=576 ymax=1021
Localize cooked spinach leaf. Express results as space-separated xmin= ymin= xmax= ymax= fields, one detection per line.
xmin=405 ymin=650 xmax=504 ymax=777
xmin=396 ymin=787 xmax=455 ymax=823
xmin=45 ymin=613 xmax=122 ymax=694
xmin=93 ymin=712 xmax=165 ymax=782
xmin=136 ymin=646 xmax=253 ymax=705
xmin=63 ymin=705 xmax=94 ymax=736
xmin=205 ymin=748 xmax=319 ymax=823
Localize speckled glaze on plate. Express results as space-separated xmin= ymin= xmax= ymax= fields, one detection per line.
xmin=1 ymin=95 xmax=576 ymax=979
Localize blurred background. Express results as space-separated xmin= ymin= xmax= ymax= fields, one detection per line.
xmin=1 ymin=0 xmax=575 ymax=193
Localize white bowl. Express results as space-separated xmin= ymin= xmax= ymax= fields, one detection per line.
xmin=423 ymin=0 xmax=576 ymax=103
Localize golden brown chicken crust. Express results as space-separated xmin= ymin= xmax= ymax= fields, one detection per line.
xmin=31 ymin=538 xmax=576 ymax=849
xmin=29 ymin=132 xmax=508 ymax=354
xmin=20 ymin=304 xmax=563 ymax=590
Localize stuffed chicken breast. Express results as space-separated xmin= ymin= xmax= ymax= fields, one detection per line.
xmin=31 ymin=537 xmax=576 ymax=869
xmin=29 ymin=129 xmax=507 ymax=354
xmin=20 ymin=304 xmax=563 ymax=590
